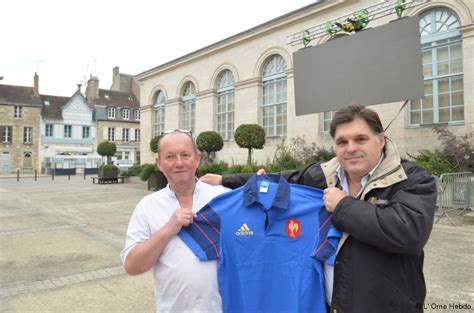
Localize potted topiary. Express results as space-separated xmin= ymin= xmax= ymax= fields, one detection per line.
xmin=98 ymin=164 xmax=119 ymax=179
xmin=97 ymin=141 xmax=119 ymax=179
xmin=140 ymin=163 xmax=167 ymax=191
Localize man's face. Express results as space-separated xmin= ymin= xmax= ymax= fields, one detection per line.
xmin=156 ymin=133 xmax=200 ymax=188
xmin=334 ymin=119 xmax=385 ymax=180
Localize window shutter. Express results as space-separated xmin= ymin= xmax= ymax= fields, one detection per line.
xmin=103 ymin=127 xmax=108 ymax=140
xmin=130 ymin=128 xmax=135 ymax=141
xmin=116 ymin=127 xmax=123 ymax=140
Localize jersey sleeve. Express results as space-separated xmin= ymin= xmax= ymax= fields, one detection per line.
xmin=178 ymin=204 xmax=221 ymax=261
xmin=312 ymin=209 xmax=342 ymax=265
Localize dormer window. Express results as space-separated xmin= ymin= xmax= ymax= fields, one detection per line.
xmin=14 ymin=106 xmax=22 ymax=118
xmin=134 ymin=109 xmax=140 ymax=120
xmin=108 ymin=107 xmax=116 ymax=119
xmin=44 ymin=100 xmax=50 ymax=106
xmin=123 ymin=109 xmax=130 ymax=120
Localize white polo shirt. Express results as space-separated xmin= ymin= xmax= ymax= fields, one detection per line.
xmin=121 ymin=180 xmax=230 ymax=313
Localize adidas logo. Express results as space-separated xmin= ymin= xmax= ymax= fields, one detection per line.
xmin=235 ymin=223 xmax=254 ymax=236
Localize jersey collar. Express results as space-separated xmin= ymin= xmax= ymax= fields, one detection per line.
xmin=243 ymin=174 xmax=290 ymax=210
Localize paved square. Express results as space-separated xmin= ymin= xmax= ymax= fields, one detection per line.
xmin=0 ymin=175 xmax=472 ymax=312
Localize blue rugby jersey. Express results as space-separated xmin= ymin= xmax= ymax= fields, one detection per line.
xmin=178 ymin=174 xmax=341 ymax=313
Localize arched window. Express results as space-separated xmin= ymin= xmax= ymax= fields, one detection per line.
xmin=410 ymin=8 xmax=463 ymax=125
xmin=153 ymin=91 xmax=165 ymax=136
xmin=261 ymin=55 xmax=287 ymax=137
xmin=216 ymin=70 xmax=235 ymax=141
xmin=181 ymin=81 xmax=196 ymax=133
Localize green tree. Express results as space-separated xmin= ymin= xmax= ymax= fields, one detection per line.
xmin=97 ymin=141 xmax=117 ymax=165
xmin=196 ymin=131 xmax=224 ymax=164
xmin=234 ymin=124 xmax=266 ymax=165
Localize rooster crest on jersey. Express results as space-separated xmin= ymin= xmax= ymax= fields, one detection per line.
xmin=286 ymin=218 xmax=301 ymax=238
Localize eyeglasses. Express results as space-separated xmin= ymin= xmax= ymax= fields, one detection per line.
xmin=160 ymin=129 xmax=192 ymax=137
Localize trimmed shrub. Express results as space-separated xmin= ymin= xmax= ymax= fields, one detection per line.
xmin=97 ymin=141 xmax=117 ymax=165
xmin=121 ymin=164 xmax=143 ymax=177
xmin=196 ymin=131 xmax=224 ymax=164
xmin=139 ymin=163 xmax=159 ymax=182
xmin=150 ymin=135 xmax=161 ymax=153
xmin=234 ymin=124 xmax=266 ymax=165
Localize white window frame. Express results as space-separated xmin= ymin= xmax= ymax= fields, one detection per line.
xmin=23 ymin=127 xmax=33 ymax=144
xmin=122 ymin=128 xmax=129 ymax=143
xmin=134 ymin=109 xmax=140 ymax=120
xmin=107 ymin=107 xmax=116 ymax=119
xmin=216 ymin=70 xmax=235 ymax=141
xmin=108 ymin=127 xmax=115 ymax=142
xmin=122 ymin=109 xmax=130 ymax=120
xmin=321 ymin=111 xmax=335 ymax=133
xmin=64 ymin=125 xmax=72 ymax=138
xmin=261 ymin=55 xmax=287 ymax=137
xmin=409 ymin=9 xmax=464 ymax=126
xmin=14 ymin=106 xmax=22 ymax=118
xmin=181 ymin=82 xmax=195 ymax=133
xmin=134 ymin=128 xmax=140 ymax=143
xmin=82 ymin=126 xmax=90 ymax=139
xmin=154 ymin=91 xmax=165 ymax=136
xmin=2 ymin=126 xmax=12 ymax=143
xmin=45 ymin=124 xmax=54 ymax=137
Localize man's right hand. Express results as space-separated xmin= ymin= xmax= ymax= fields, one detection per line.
xmin=200 ymin=174 xmax=223 ymax=185
xmin=167 ymin=208 xmax=195 ymax=235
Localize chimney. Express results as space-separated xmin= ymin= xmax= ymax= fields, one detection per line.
xmin=86 ymin=76 xmax=100 ymax=100
xmin=111 ymin=66 xmax=120 ymax=91
xmin=33 ymin=72 xmax=39 ymax=95
xmin=77 ymin=84 xmax=82 ymax=93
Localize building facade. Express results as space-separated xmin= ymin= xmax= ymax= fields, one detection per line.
xmin=86 ymin=76 xmax=141 ymax=164
xmin=137 ymin=0 xmax=473 ymax=166
xmin=0 ymin=74 xmax=42 ymax=173
xmin=1 ymin=68 xmax=141 ymax=174
xmin=40 ymin=86 xmax=99 ymax=174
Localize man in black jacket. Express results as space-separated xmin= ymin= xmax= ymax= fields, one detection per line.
xmin=201 ymin=104 xmax=436 ymax=313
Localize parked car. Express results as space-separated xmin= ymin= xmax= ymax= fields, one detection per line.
xmin=116 ymin=159 xmax=134 ymax=172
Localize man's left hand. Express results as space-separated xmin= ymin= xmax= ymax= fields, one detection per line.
xmin=323 ymin=187 xmax=347 ymax=213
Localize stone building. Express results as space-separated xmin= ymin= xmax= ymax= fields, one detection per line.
xmin=0 ymin=73 xmax=42 ymax=173
xmin=86 ymin=75 xmax=141 ymax=164
xmin=136 ymin=0 xmax=473 ymax=166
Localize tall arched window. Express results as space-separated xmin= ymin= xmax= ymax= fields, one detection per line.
xmin=153 ymin=91 xmax=165 ymax=136
xmin=181 ymin=81 xmax=196 ymax=133
xmin=410 ymin=9 xmax=463 ymax=125
xmin=261 ymin=55 xmax=287 ymax=137
xmin=216 ymin=70 xmax=235 ymax=141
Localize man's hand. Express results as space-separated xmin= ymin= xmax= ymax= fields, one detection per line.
xmin=257 ymin=168 xmax=266 ymax=175
xmin=323 ymin=187 xmax=347 ymax=213
xmin=200 ymin=174 xmax=223 ymax=185
xmin=166 ymin=208 xmax=195 ymax=235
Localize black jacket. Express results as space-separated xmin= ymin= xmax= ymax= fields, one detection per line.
xmin=222 ymin=140 xmax=436 ymax=313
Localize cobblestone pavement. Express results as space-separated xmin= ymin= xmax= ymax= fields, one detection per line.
xmin=0 ymin=175 xmax=472 ymax=312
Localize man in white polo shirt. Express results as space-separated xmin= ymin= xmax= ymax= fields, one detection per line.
xmin=120 ymin=130 xmax=229 ymax=313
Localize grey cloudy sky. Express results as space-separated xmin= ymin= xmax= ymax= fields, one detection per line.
xmin=1 ymin=0 xmax=316 ymax=96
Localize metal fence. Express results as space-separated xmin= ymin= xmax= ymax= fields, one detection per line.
xmin=436 ymin=172 xmax=473 ymax=225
